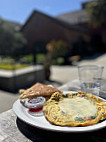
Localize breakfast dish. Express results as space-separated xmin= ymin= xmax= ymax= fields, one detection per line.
xmin=19 ymin=82 xmax=106 ymax=127
xmin=19 ymin=82 xmax=62 ymax=100
xmin=43 ymin=92 xmax=106 ymax=127
xmin=13 ymin=91 xmax=106 ymax=132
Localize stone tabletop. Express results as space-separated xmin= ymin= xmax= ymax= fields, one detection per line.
xmin=0 ymin=80 xmax=106 ymax=142
xmin=0 ymin=109 xmax=31 ymax=142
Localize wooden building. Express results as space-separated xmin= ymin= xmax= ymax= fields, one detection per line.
xmin=21 ymin=10 xmax=91 ymax=56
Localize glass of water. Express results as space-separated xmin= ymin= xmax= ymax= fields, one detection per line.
xmin=78 ymin=65 xmax=104 ymax=96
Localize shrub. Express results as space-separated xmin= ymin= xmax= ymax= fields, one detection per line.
xmin=46 ymin=40 xmax=67 ymax=59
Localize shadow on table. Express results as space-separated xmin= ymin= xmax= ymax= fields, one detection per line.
xmin=16 ymin=118 xmax=106 ymax=142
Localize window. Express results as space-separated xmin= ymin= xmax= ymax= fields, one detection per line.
xmin=35 ymin=17 xmax=40 ymax=26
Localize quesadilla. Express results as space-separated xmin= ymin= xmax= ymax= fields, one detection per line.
xmin=19 ymin=82 xmax=62 ymax=100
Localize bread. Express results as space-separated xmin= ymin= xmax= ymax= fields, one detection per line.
xmin=19 ymin=82 xmax=62 ymax=100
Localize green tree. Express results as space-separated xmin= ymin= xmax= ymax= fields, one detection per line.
xmin=86 ymin=0 xmax=106 ymax=45
xmin=47 ymin=40 xmax=67 ymax=59
xmin=86 ymin=0 xmax=106 ymax=27
xmin=0 ymin=19 xmax=26 ymax=55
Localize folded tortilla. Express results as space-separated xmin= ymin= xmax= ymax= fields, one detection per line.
xmin=19 ymin=82 xmax=62 ymax=100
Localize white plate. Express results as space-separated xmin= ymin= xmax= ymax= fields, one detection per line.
xmin=13 ymin=91 xmax=106 ymax=132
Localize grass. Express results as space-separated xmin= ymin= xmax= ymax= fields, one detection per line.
xmin=0 ymin=54 xmax=65 ymax=70
xmin=0 ymin=54 xmax=46 ymax=70
xmin=20 ymin=54 xmax=46 ymax=63
xmin=36 ymin=54 xmax=45 ymax=62
xmin=0 ymin=64 xmax=29 ymax=70
xmin=57 ymin=57 xmax=64 ymax=65
xmin=21 ymin=55 xmax=33 ymax=63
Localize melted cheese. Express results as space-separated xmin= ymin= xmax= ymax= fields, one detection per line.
xmin=59 ymin=97 xmax=97 ymax=119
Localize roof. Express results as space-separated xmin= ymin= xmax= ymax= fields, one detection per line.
xmin=0 ymin=18 xmax=22 ymax=32
xmin=21 ymin=10 xmax=90 ymax=34
xmin=56 ymin=10 xmax=89 ymax=24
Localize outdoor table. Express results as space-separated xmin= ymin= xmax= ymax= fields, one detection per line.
xmin=0 ymin=80 xmax=106 ymax=142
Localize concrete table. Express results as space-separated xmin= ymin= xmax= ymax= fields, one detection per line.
xmin=0 ymin=80 xmax=106 ymax=142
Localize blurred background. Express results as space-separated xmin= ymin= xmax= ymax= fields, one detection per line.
xmin=0 ymin=0 xmax=106 ymax=112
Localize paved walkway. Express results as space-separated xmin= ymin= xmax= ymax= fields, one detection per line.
xmin=0 ymin=91 xmax=18 ymax=113
xmin=51 ymin=53 xmax=106 ymax=84
xmin=0 ymin=53 xmax=106 ymax=113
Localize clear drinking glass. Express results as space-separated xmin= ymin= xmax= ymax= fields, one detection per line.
xmin=78 ymin=65 xmax=104 ymax=96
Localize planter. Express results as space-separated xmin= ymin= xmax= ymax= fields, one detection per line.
xmin=0 ymin=65 xmax=45 ymax=92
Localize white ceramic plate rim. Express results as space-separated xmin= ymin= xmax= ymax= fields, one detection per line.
xmin=13 ymin=91 xmax=106 ymax=133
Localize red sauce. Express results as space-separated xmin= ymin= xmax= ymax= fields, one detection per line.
xmin=87 ymin=118 xmax=92 ymax=121
xmin=29 ymin=106 xmax=43 ymax=112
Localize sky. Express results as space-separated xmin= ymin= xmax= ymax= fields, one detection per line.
xmin=0 ymin=0 xmax=89 ymax=24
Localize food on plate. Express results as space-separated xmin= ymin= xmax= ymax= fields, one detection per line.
xmin=19 ymin=82 xmax=61 ymax=114
xmin=19 ymin=82 xmax=62 ymax=100
xmin=43 ymin=92 xmax=106 ymax=127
